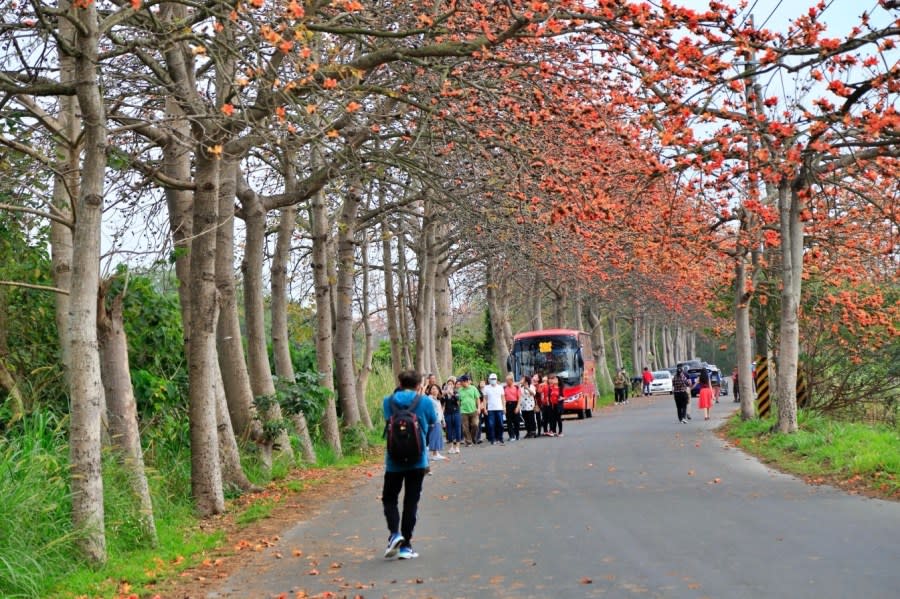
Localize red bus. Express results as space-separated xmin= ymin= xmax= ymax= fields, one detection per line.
xmin=507 ymin=328 xmax=597 ymax=418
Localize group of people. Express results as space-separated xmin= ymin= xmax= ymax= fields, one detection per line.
xmin=379 ymin=364 xmax=727 ymax=561
xmin=417 ymin=370 xmax=571 ymax=461
xmin=611 ymin=366 xmax=655 ymax=402
xmin=380 ymin=368 xmax=571 ymax=561
xmin=613 ymin=365 xmax=719 ymax=423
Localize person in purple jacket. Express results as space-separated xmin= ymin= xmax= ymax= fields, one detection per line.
xmin=382 ymin=370 xmax=438 ymax=561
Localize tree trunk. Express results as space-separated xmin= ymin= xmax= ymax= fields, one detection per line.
xmin=212 ymin=342 xmax=259 ymax=493
xmin=68 ymin=0 xmax=107 ymax=562
xmin=587 ymin=307 xmax=613 ymax=392
xmin=414 ymin=201 xmax=436 ymax=375
xmin=187 ymin=149 xmax=225 ymax=516
xmin=271 ymin=205 xmax=297 ymax=382
xmin=334 ymin=187 xmax=363 ymax=428
xmin=486 ymin=261 xmax=511 ymax=372
xmin=660 ymin=326 xmax=670 ymax=368
xmin=271 ymin=205 xmax=317 ymax=463
xmin=632 ymin=313 xmax=643 ymax=374
xmin=215 ymin=160 xmax=262 ymax=444
xmin=381 ymin=218 xmax=402 ymax=380
xmin=434 ymin=260 xmax=452 ymax=381
xmin=776 ymin=182 xmax=803 ymax=433
xmin=500 ymin=280 xmax=515 ymax=356
xmin=163 ymin=97 xmax=193 ymax=329
xmin=650 ymin=320 xmax=661 ymax=370
xmin=310 ymin=188 xmax=341 ymax=456
xmin=355 ymin=235 xmax=374 ymax=428
xmin=242 ymin=182 xmax=294 ymax=459
xmin=553 ymin=289 xmax=566 ymax=328
xmin=396 ymin=228 xmax=414 ymax=368
xmin=97 ymin=288 xmax=158 ymax=547
xmin=572 ymin=292 xmax=584 ymax=332
xmin=531 ymin=274 xmax=544 ymax=330
xmin=734 ymin=256 xmax=756 ymax=419
xmin=678 ymin=326 xmax=690 ymax=362
xmin=610 ymin=316 xmax=623 ymax=370
xmin=50 ymin=8 xmax=78 ymax=375
xmin=751 ymin=245 xmax=770 ymax=362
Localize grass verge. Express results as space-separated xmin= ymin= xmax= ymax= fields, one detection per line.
xmin=45 ymin=442 xmax=382 ymax=599
xmin=722 ymin=410 xmax=900 ymax=500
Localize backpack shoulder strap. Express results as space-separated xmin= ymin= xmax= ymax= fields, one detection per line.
xmin=408 ymin=394 xmax=422 ymax=411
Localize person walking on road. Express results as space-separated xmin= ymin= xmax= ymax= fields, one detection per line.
xmin=642 ymin=367 xmax=653 ymax=397
xmin=614 ymin=368 xmax=629 ymax=404
xmin=503 ymin=373 xmax=521 ymax=441
xmin=382 ymin=370 xmax=438 ymax=560
xmin=457 ymin=375 xmax=480 ymax=448
xmin=672 ymin=367 xmax=690 ymax=423
xmin=483 ymin=373 xmax=506 ymax=444
xmin=697 ymin=370 xmax=715 ymax=421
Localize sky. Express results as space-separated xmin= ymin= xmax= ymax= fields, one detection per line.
xmin=676 ymin=0 xmax=898 ymax=36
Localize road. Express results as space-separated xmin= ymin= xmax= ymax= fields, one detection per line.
xmin=207 ymin=395 xmax=900 ymax=598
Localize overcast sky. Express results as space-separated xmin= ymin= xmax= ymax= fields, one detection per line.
xmin=677 ymin=0 xmax=897 ymax=35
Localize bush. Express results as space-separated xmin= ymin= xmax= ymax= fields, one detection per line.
xmin=451 ymin=335 xmax=496 ymax=382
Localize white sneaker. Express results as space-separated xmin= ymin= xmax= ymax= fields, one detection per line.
xmin=433 ymin=453 xmax=446 ymax=460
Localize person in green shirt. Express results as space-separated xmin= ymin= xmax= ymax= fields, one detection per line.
xmin=457 ymin=375 xmax=480 ymax=447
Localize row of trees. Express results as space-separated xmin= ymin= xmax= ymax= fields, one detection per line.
xmin=1 ymin=0 xmax=896 ymax=566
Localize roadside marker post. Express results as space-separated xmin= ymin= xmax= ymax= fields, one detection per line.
xmin=755 ymin=357 xmax=771 ymax=418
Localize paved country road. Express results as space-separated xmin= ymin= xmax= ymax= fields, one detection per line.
xmin=208 ymin=396 xmax=900 ymax=599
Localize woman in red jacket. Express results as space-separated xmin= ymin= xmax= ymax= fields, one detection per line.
xmin=546 ymin=374 xmax=564 ymax=437
xmin=535 ymin=374 xmax=550 ymax=437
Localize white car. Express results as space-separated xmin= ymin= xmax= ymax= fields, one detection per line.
xmin=648 ymin=370 xmax=673 ymax=394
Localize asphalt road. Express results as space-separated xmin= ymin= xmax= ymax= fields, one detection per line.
xmin=208 ymin=395 xmax=900 ymax=598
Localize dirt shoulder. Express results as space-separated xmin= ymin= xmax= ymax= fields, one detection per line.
xmin=147 ymin=461 xmax=380 ymax=599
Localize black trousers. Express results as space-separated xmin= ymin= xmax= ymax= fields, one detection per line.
xmin=382 ymin=468 xmax=426 ymax=547
xmin=614 ymin=387 xmax=627 ymax=403
xmin=505 ymin=403 xmax=520 ymax=440
xmin=522 ymin=410 xmax=536 ymax=436
xmin=541 ymin=405 xmax=553 ymax=433
xmin=674 ymin=391 xmax=689 ymax=421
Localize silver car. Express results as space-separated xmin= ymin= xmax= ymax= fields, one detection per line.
xmin=648 ymin=370 xmax=673 ymax=394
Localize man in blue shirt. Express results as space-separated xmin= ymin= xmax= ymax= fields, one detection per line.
xmin=382 ymin=370 xmax=438 ymax=560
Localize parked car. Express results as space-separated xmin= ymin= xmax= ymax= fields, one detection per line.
xmin=688 ymin=364 xmax=723 ymax=397
xmin=649 ymin=370 xmax=673 ymax=394
xmin=708 ymin=364 xmax=727 ymax=395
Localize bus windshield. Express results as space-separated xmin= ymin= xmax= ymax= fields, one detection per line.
xmin=510 ymin=335 xmax=581 ymax=386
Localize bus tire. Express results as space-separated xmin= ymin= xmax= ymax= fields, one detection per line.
xmin=585 ymin=408 xmax=593 ymax=418
xmin=577 ymin=410 xmax=585 ymax=419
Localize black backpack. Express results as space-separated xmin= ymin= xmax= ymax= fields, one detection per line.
xmin=385 ymin=394 xmax=423 ymax=464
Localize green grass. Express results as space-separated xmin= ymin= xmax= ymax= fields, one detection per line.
xmin=725 ymin=411 xmax=900 ymax=496
xmin=49 ymin=507 xmax=224 ymax=599
xmin=1 ymin=364 xmax=415 ymax=598
xmin=0 ymin=413 xmax=75 ymax=599
xmin=235 ymin=499 xmax=276 ymax=527
xmin=596 ymin=391 xmax=615 ymax=408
